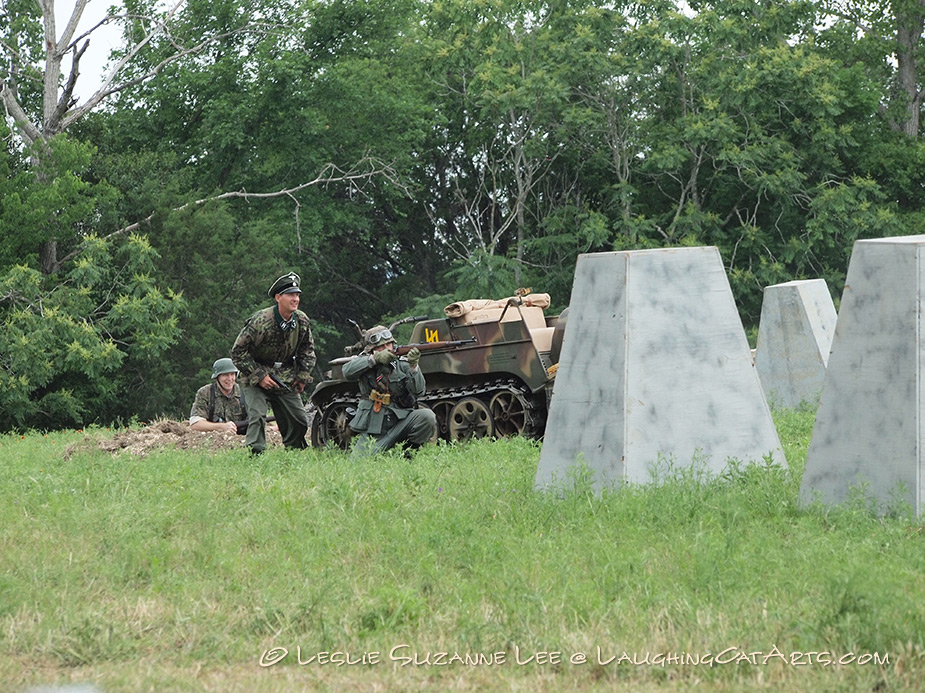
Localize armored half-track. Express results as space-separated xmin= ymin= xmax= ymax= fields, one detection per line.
xmin=309 ymin=294 xmax=568 ymax=448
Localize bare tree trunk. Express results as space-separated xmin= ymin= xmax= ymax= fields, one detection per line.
xmin=895 ymin=4 xmax=925 ymax=137
xmin=30 ymin=137 xmax=61 ymax=274
xmin=40 ymin=241 xmax=59 ymax=275
xmin=3 ymin=1 xmax=406 ymax=276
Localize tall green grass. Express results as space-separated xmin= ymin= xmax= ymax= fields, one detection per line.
xmin=1 ymin=413 xmax=922 ymax=692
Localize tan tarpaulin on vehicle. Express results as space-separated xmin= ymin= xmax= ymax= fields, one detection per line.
xmin=444 ymin=293 xmax=551 ymax=318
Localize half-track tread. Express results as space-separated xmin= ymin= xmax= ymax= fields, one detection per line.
xmin=311 ymin=377 xmax=545 ymax=448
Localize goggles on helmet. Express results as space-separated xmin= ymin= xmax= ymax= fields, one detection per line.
xmin=367 ymin=328 xmax=393 ymax=346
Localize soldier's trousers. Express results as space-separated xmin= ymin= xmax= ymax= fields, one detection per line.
xmin=242 ymin=385 xmax=308 ymax=452
xmin=352 ymin=408 xmax=437 ymax=457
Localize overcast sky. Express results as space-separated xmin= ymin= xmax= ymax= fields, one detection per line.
xmin=54 ymin=0 xmax=124 ymax=102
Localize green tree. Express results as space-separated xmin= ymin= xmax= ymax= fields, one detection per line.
xmin=0 ymin=1 xmax=191 ymax=426
xmin=415 ymin=0 xmax=599 ymax=299
xmin=85 ymin=0 xmax=438 ymax=410
xmin=0 ymin=233 xmax=185 ymax=431
xmin=3 ymin=0 xmax=421 ymax=421
xmin=819 ymin=0 xmax=925 ymax=137
xmin=579 ymin=0 xmax=906 ymax=322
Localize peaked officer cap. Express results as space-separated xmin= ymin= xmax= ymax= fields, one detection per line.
xmin=268 ymin=272 xmax=302 ymax=297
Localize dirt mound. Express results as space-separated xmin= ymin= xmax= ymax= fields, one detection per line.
xmin=64 ymin=419 xmax=283 ymax=459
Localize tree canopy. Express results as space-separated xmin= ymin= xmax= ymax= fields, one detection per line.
xmin=1 ymin=0 xmax=923 ymax=430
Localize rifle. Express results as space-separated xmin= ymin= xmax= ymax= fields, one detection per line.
xmin=236 ymin=415 xmax=275 ymax=435
xmin=392 ymin=337 xmax=478 ymax=356
xmin=344 ymin=315 xmax=431 ymax=356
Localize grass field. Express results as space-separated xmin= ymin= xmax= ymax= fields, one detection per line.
xmin=1 ymin=409 xmax=923 ymax=692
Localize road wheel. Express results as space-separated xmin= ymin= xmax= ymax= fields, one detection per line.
xmin=448 ymin=397 xmax=494 ymax=441
xmin=427 ymin=399 xmax=455 ymax=441
xmin=311 ymin=400 xmax=354 ymax=449
xmin=489 ymin=390 xmax=531 ymax=437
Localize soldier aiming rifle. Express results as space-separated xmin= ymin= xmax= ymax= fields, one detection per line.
xmin=341 ymin=325 xmax=440 ymax=456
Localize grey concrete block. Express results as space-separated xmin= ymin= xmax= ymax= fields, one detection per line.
xmin=755 ymin=279 xmax=837 ymax=409
xmin=535 ymin=247 xmax=786 ymax=493
xmin=801 ymin=236 xmax=925 ymax=516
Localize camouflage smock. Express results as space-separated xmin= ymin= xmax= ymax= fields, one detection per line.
xmin=189 ymin=382 xmax=247 ymax=425
xmin=231 ymin=306 xmax=316 ymax=388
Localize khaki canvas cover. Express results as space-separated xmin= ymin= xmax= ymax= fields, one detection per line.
xmin=444 ymin=293 xmax=551 ymax=319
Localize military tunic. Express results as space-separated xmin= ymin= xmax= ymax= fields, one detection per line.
xmin=342 ymin=353 xmax=436 ymax=454
xmin=232 ymin=306 xmax=316 ymax=451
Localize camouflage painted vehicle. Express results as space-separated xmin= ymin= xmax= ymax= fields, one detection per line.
xmin=309 ymin=294 xmax=568 ymax=448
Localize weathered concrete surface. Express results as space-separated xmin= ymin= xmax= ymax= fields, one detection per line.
xmin=801 ymin=236 xmax=925 ymax=516
xmin=755 ymin=279 xmax=837 ymax=410
xmin=535 ymin=247 xmax=785 ymax=493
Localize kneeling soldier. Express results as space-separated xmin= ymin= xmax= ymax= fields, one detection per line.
xmin=342 ymin=325 xmax=437 ymax=455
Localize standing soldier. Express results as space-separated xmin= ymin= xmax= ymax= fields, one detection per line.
xmin=232 ymin=272 xmax=316 ymax=453
xmin=342 ymin=325 xmax=437 ymax=455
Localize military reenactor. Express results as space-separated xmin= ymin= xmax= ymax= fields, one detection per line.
xmin=189 ymin=358 xmax=248 ymax=434
xmin=231 ymin=272 xmax=316 ymax=453
xmin=342 ymin=325 xmax=437 ymax=455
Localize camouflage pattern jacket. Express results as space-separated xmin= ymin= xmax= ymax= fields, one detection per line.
xmin=189 ymin=382 xmax=246 ymax=425
xmin=342 ymin=355 xmax=425 ymax=435
xmin=231 ymin=306 xmax=316 ymax=389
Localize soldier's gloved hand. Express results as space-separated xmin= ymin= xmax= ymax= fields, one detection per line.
xmin=373 ymin=348 xmax=397 ymax=365
xmin=406 ymin=347 xmax=421 ymax=368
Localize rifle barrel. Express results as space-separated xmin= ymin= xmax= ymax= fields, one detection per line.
xmin=394 ymin=338 xmax=477 ymax=355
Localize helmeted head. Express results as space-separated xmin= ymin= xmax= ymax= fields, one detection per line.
xmin=268 ymin=272 xmax=302 ymax=298
xmin=211 ymin=358 xmax=238 ymax=380
xmin=363 ymin=325 xmax=395 ymax=353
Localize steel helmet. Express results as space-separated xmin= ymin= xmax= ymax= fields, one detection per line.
xmin=211 ymin=358 xmax=238 ymax=379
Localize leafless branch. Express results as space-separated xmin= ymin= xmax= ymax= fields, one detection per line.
xmin=56 ymin=0 xmax=91 ymax=54
xmin=62 ymin=12 xmax=121 ymax=54
xmin=58 ymin=0 xmax=186 ymax=131
xmin=53 ymin=157 xmax=408 ymax=270
xmin=48 ymin=41 xmax=88 ymax=127
xmin=0 ymin=86 xmax=43 ymax=143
